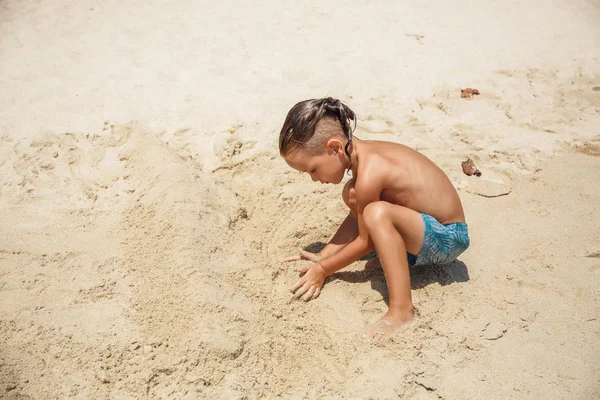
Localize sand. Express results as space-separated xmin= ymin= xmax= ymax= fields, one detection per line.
xmin=1 ymin=1 xmax=599 ymax=399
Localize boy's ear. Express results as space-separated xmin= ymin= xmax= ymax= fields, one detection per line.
xmin=326 ymin=138 xmax=344 ymax=154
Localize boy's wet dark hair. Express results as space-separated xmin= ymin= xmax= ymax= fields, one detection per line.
xmin=279 ymin=97 xmax=357 ymax=159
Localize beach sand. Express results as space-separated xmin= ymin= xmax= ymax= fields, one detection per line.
xmin=1 ymin=1 xmax=599 ymax=398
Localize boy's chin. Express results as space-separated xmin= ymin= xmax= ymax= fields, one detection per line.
xmin=333 ymin=174 xmax=345 ymax=184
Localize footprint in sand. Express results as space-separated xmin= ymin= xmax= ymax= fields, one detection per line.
xmin=530 ymin=200 xmax=550 ymax=217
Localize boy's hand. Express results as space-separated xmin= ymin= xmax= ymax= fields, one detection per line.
xmin=289 ymin=263 xmax=326 ymax=301
xmin=282 ymin=249 xmax=322 ymax=264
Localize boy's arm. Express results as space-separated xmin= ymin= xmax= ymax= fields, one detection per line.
xmin=289 ymin=174 xmax=381 ymax=301
xmin=318 ymin=177 xmax=380 ymax=275
xmin=283 ymin=211 xmax=358 ymax=264
xmin=290 ymin=219 xmax=374 ymax=300
xmin=318 ymin=234 xmax=373 ymax=276
xmin=318 ymin=211 xmax=359 ymax=260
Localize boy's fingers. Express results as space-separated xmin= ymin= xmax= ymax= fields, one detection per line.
xmin=282 ymin=255 xmax=301 ymax=262
xmin=299 ymin=249 xmax=319 ymax=262
xmin=293 ymin=282 xmax=311 ymax=299
xmin=284 ymin=250 xmax=320 ymax=264
xmin=312 ymin=287 xmax=321 ymax=299
xmin=302 ymin=287 xmax=316 ymax=302
xmin=289 ymin=278 xmax=305 ymax=293
xmin=298 ymin=249 xmax=313 ymax=258
xmin=297 ymin=264 xmax=311 ymax=273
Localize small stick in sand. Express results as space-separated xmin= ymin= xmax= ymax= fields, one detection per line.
xmin=461 ymin=88 xmax=480 ymax=99
xmin=461 ymin=158 xmax=482 ymax=176
xmin=405 ymin=33 xmax=425 ymax=44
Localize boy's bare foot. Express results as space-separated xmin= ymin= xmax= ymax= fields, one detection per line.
xmin=362 ymin=309 xmax=414 ymax=339
xmin=364 ymin=257 xmax=383 ymax=270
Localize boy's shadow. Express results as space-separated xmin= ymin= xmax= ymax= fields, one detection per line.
xmin=303 ymin=242 xmax=470 ymax=304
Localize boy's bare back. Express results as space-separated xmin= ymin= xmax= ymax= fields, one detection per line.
xmin=353 ymin=140 xmax=465 ymax=225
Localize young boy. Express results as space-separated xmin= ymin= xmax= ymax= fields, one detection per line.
xmin=279 ymin=97 xmax=470 ymax=339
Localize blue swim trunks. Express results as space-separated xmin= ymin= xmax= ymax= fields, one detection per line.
xmin=407 ymin=213 xmax=470 ymax=267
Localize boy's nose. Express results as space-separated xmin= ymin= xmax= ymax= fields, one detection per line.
xmin=310 ymin=174 xmax=318 ymax=182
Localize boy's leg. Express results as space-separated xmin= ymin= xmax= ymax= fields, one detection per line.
xmin=361 ymin=201 xmax=425 ymax=339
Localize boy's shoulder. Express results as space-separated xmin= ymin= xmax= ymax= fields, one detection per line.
xmin=360 ymin=139 xmax=419 ymax=160
xmin=362 ymin=139 xmax=434 ymax=170
xmin=355 ymin=139 xmax=427 ymax=192
xmin=358 ymin=140 xmax=416 ymax=173
xmin=354 ymin=142 xmax=403 ymax=191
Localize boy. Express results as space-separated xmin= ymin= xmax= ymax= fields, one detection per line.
xmin=279 ymin=97 xmax=470 ymax=339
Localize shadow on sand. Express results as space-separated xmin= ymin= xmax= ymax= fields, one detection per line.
xmin=302 ymin=242 xmax=470 ymax=304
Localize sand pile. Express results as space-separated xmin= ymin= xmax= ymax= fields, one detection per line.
xmin=1 ymin=126 xmax=248 ymax=396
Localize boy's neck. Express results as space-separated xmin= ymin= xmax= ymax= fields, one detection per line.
xmin=349 ymin=138 xmax=360 ymax=177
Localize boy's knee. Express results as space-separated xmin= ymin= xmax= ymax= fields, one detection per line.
xmin=363 ymin=201 xmax=389 ymax=228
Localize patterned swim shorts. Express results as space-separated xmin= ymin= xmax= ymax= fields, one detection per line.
xmin=407 ymin=213 xmax=470 ymax=267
